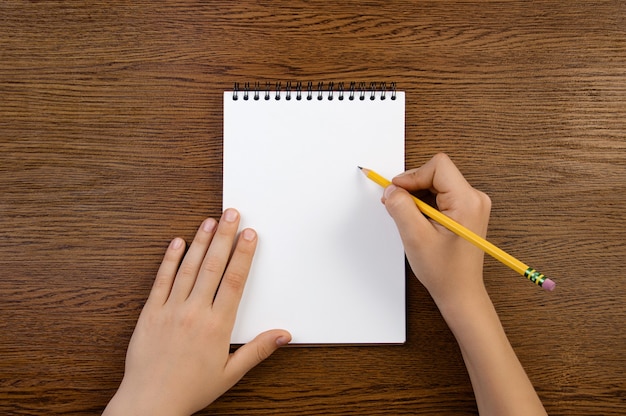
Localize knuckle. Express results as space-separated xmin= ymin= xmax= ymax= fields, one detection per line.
xmin=202 ymin=257 xmax=224 ymax=276
xmin=256 ymin=342 xmax=272 ymax=363
xmin=479 ymin=191 xmax=492 ymax=211
xmin=471 ymin=189 xmax=492 ymax=214
xmin=465 ymin=188 xmax=491 ymax=212
xmin=216 ymin=222 xmax=237 ymax=239
xmin=221 ymin=269 xmax=246 ymax=293
xmin=174 ymin=305 xmax=204 ymax=331
xmin=177 ymin=262 xmax=197 ymax=279
xmin=235 ymin=239 xmax=256 ymax=256
xmin=432 ymin=152 xmax=451 ymax=165
xmin=152 ymin=272 xmax=172 ymax=290
xmin=177 ymin=309 xmax=195 ymax=329
xmin=385 ymin=191 xmax=406 ymax=212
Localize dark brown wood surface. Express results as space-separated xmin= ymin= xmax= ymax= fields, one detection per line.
xmin=1 ymin=1 xmax=625 ymax=414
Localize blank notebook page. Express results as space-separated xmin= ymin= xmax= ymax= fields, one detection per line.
xmin=223 ymin=89 xmax=405 ymax=344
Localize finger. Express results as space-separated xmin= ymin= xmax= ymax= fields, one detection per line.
xmin=392 ymin=153 xmax=470 ymax=195
xmin=189 ymin=209 xmax=241 ymax=304
xmin=211 ymin=227 xmax=257 ymax=320
xmin=147 ymin=237 xmax=186 ymax=306
xmin=390 ymin=154 xmax=491 ymax=237
xmin=382 ymin=184 xmax=437 ymax=252
xmin=169 ymin=218 xmax=218 ymax=302
xmin=225 ymin=329 xmax=291 ymax=383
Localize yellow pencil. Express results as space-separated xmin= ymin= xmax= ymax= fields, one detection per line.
xmin=359 ymin=167 xmax=556 ymax=291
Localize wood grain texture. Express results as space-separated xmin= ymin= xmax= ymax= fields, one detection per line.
xmin=1 ymin=1 xmax=625 ymax=414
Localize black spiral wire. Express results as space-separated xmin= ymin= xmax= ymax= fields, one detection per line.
xmin=232 ymin=82 xmax=397 ymax=101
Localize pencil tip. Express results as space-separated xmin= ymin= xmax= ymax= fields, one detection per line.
xmin=357 ymin=166 xmax=363 ymax=170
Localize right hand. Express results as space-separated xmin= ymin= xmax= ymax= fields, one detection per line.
xmin=382 ymin=153 xmax=492 ymax=308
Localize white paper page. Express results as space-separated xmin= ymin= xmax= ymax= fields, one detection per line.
xmin=223 ymin=90 xmax=405 ymax=344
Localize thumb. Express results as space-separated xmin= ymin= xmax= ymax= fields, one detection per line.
xmin=226 ymin=329 xmax=291 ymax=379
xmin=382 ymin=185 xmax=433 ymax=252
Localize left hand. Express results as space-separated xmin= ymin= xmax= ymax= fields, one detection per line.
xmin=103 ymin=209 xmax=291 ymax=416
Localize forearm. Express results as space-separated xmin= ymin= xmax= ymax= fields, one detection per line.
xmin=437 ymin=286 xmax=547 ymax=416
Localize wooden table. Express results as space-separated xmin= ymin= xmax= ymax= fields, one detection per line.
xmin=2 ymin=1 xmax=625 ymax=414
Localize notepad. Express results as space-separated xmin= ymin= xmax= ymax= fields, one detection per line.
xmin=223 ymin=84 xmax=405 ymax=344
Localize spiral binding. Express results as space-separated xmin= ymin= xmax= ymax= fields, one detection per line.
xmin=232 ymin=81 xmax=397 ymax=101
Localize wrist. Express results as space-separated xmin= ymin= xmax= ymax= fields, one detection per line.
xmin=103 ymin=384 xmax=187 ymax=416
xmin=433 ymin=284 xmax=494 ymax=334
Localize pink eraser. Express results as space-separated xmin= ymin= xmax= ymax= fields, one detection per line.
xmin=542 ymin=278 xmax=556 ymax=291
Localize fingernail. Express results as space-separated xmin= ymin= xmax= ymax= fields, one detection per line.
xmin=276 ymin=336 xmax=290 ymax=347
xmin=383 ymin=184 xmax=398 ymax=200
xmin=223 ymin=208 xmax=239 ymax=223
xmin=202 ymin=218 xmax=217 ymax=233
xmin=170 ymin=238 xmax=183 ymax=249
xmin=242 ymin=228 xmax=256 ymax=241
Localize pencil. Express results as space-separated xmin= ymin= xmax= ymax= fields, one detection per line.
xmin=359 ymin=167 xmax=556 ymax=291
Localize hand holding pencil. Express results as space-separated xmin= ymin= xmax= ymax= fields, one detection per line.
xmin=360 ymin=153 xmax=555 ymax=297
xmin=365 ymin=153 xmax=549 ymax=415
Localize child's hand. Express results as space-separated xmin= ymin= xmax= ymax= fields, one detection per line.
xmin=383 ymin=154 xmax=546 ymax=415
xmin=382 ymin=153 xmax=492 ymax=309
xmin=103 ymin=209 xmax=291 ymax=416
